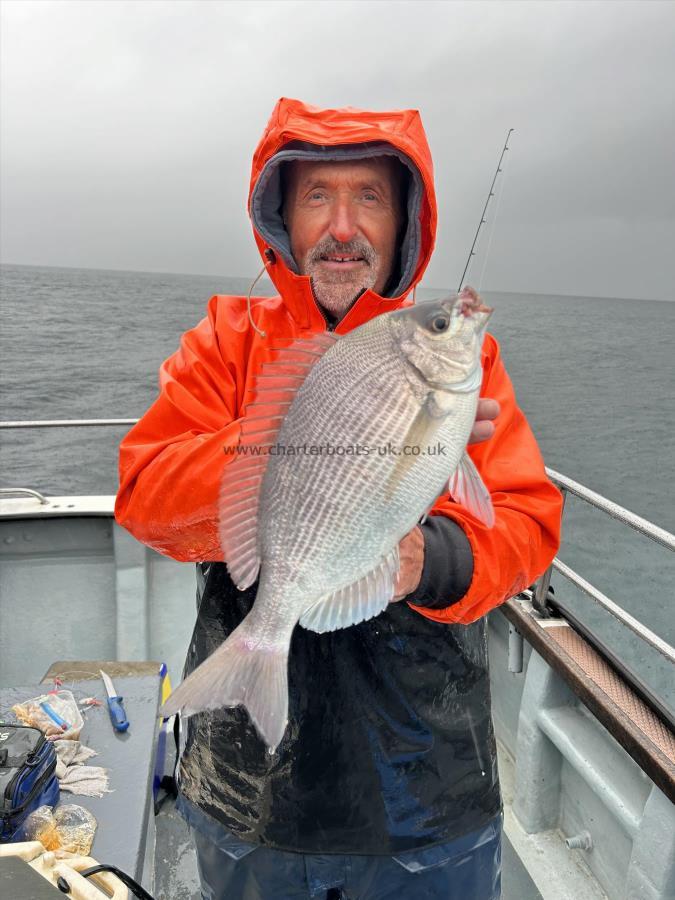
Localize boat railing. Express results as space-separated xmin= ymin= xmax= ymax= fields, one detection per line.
xmin=1 ymin=418 xmax=674 ymax=667
xmin=0 ymin=418 xmax=139 ymax=428
xmin=537 ymin=468 xmax=674 ymax=666
xmin=2 ymin=417 xmax=674 ymax=814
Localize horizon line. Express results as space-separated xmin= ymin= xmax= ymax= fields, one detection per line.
xmin=0 ymin=260 xmax=671 ymax=305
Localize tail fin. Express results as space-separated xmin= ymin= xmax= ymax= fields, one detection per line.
xmin=161 ymin=623 xmax=290 ymax=753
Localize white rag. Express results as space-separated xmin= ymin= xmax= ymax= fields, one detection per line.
xmin=54 ymin=740 xmax=112 ymax=798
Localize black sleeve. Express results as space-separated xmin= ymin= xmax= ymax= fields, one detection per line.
xmin=405 ymin=515 xmax=474 ymax=610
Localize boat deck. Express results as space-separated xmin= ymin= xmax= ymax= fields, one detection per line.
xmin=2 ymin=492 xmax=673 ymax=898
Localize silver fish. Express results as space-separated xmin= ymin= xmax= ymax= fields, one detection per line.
xmin=161 ymin=290 xmax=494 ymax=751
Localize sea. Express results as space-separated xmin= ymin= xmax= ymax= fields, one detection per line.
xmin=1 ymin=263 xmax=673 ymax=706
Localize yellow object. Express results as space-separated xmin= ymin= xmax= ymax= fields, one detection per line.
xmin=160 ymin=671 xmax=172 ymax=706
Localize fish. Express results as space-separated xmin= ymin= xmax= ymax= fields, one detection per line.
xmin=161 ymin=287 xmax=494 ymax=752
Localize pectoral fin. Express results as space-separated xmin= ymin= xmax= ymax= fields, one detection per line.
xmin=299 ymin=546 xmax=400 ymax=633
xmin=448 ymin=452 xmax=495 ymax=527
xmin=384 ymin=400 xmax=440 ymax=500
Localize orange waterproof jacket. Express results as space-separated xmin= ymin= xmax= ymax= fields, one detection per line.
xmin=114 ymin=97 xmax=562 ymax=625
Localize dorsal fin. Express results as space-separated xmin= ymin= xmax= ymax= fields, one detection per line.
xmin=218 ymin=332 xmax=339 ymax=589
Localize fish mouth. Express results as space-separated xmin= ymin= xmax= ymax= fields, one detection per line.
xmin=456 ymin=299 xmax=493 ymax=317
xmin=452 ymin=286 xmax=493 ymax=319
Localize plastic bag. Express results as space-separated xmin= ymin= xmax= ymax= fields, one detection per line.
xmin=23 ymin=804 xmax=97 ymax=856
xmin=11 ymin=690 xmax=84 ymax=741
xmin=21 ymin=805 xmax=61 ymax=850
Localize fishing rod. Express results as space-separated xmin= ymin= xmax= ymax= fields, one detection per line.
xmin=457 ymin=128 xmax=514 ymax=294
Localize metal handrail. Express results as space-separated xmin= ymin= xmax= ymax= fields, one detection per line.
xmin=1 ymin=420 xmax=673 ymax=659
xmin=0 ymin=419 xmax=138 ymax=428
xmin=551 ymin=559 xmax=675 ymax=664
xmin=546 ymin=467 xmax=674 ymax=552
xmin=0 ymin=488 xmax=49 ymax=505
xmin=0 ymin=422 xmax=669 ymax=533
xmin=4 ymin=428 xmax=668 ymax=539
xmin=529 ymin=469 xmax=675 ymax=663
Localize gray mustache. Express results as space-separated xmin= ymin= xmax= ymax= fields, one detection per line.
xmin=307 ymin=240 xmax=377 ymax=266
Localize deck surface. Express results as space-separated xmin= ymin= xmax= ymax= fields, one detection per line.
xmin=0 ymin=676 xmax=160 ymax=885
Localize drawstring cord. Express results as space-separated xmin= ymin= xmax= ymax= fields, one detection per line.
xmin=246 ymin=249 xmax=276 ymax=338
xmin=246 ymin=264 xmax=269 ymax=338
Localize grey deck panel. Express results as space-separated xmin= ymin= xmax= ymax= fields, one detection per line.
xmin=502 ymin=834 xmax=543 ymax=900
xmin=0 ymin=675 xmax=160 ymax=886
xmin=155 ymin=800 xmax=201 ymax=900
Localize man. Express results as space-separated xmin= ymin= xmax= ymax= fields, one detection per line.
xmin=115 ymin=97 xmax=562 ymax=899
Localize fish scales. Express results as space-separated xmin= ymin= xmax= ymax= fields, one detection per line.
xmin=161 ymin=291 xmax=494 ymax=751
xmin=259 ymin=326 xmax=465 ymax=613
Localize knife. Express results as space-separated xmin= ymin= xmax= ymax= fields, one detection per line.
xmin=100 ymin=670 xmax=130 ymax=732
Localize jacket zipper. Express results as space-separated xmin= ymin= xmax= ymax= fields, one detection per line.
xmin=313 ymin=293 xmax=335 ymax=332
xmin=310 ymin=284 xmax=371 ymax=334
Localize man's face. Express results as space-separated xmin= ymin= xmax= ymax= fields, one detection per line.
xmin=283 ymin=158 xmax=402 ymax=318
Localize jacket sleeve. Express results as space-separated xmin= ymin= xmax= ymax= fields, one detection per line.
xmin=114 ymin=295 xmax=249 ymax=562
xmin=406 ymin=516 xmax=474 ymax=609
xmin=407 ymin=332 xmax=563 ymax=625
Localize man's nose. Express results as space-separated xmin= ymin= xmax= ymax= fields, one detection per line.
xmin=329 ymin=199 xmax=359 ymax=244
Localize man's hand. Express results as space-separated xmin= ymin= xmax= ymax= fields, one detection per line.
xmin=469 ymin=398 xmax=500 ymax=444
xmin=391 ymin=525 xmax=425 ymax=602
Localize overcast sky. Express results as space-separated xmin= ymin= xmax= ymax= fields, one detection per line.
xmin=1 ymin=0 xmax=674 ymax=300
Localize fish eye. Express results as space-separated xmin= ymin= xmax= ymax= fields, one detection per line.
xmin=429 ymin=315 xmax=449 ymax=333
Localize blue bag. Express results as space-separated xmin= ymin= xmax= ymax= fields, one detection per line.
xmin=0 ymin=725 xmax=59 ymax=842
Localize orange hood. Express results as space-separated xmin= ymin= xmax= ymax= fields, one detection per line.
xmin=246 ymin=97 xmax=438 ymax=326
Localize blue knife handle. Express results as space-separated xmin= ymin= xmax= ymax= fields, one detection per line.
xmin=107 ymin=696 xmax=129 ymax=732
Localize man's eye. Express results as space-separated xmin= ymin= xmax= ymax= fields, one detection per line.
xmin=362 ymin=192 xmax=378 ymax=202
xmin=308 ymin=191 xmax=326 ymax=202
